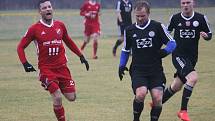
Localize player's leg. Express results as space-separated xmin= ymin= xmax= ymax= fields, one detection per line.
xmin=131 ymin=72 xmax=149 ymax=121
xmin=91 ymin=33 xmax=99 ymax=59
xmin=112 ymin=25 xmax=124 ymax=56
xmin=81 ymin=24 xmax=91 ymax=51
xmin=40 ymin=69 xmax=66 ymax=121
xmin=81 ymin=35 xmax=90 ymax=51
xmin=162 ymin=76 xmax=184 ymax=103
xmin=91 ymin=24 xmax=100 ymax=59
xmin=133 ymin=86 xmax=147 ymax=121
xmin=149 ymin=72 xmax=166 ymax=121
xmin=150 ymin=88 xmax=163 ymax=121
xmin=181 ymin=71 xmax=198 ymax=111
xmin=51 ymin=89 xmax=66 ymax=121
xmin=42 ymin=81 xmax=66 ymax=121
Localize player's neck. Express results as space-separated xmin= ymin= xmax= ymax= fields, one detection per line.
xmin=42 ymin=18 xmax=53 ymax=25
xmin=182 ymin=11 xmax=194 ymax=18
xmin=89 ymin=1 xmax=96 ymax=5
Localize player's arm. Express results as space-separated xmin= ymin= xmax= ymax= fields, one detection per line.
xmin=80 ymin=3 xmax=91 ymax=17
xmin=17 ymin=27 xmax=36 ymax=72
xmin=118 ymin=30 xmax=131 ymax=80
xmin=200 ymin=15 xmax=212 ymax=41
xmin=167 ymin=15 xmax=175 ymax=33
xmin=116 ymin=1 xmax=123 ymax=24
xmin=61 ymin=23 xmax=89 ymax=71
xmin=158 ymin=24 xmax=176 ymax=58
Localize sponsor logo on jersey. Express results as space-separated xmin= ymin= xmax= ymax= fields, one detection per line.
xmin=180 ymin=29 xmax=195 ymax=38
xmin=178 ymin=23 xmax=182 ymax=26
xmin=43 ymin=39 xmax=62 ymax=46
xmin=193 ymin=21 xmax=199 ymax=27
xmin=136 ymin=38 xmax=152 ymax=48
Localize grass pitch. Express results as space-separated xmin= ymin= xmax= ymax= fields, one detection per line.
xmin=0 ymin=8 xmax=215 ymax=121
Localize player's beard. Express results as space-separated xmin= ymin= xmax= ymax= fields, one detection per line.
xmin=43 ymin=13 xmax=53 ymax=25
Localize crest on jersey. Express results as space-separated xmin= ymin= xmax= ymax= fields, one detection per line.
xmin=56 ymin=29 xmax=61 ymax=35
xmin=136 ymin=38 xmax=152 ymax=48
xmin=185 ymin=21 xmax=190 ymax=26
xmin=193 ymin=21 xmax=199 ymax=27
xmin=149 ymin=31 xmax=155 ymax=37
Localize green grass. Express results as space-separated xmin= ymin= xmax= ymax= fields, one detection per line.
xmin=0 ymin=8 xmax=215 ymax=121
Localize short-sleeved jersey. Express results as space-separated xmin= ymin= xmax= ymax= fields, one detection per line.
xmin=17 ymin=20 xmax=82 ymax=68
xmin=168 ymin=12 xmax=212 ymax=62
xmin=80 ymin=1 xmax=100 ymax=25
xmin=123 ymin=19 xmax=174 ymax=75
xmin=116 ymin=0 xmax=132 ymax=25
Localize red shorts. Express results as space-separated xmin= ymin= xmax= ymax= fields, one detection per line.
xmin=84 ymin=23 xmax=100 ymax=36
xmin=39 ymin=65 xmax=76 ymax=94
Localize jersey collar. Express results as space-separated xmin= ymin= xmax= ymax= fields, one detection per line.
xmin=181 ymin=11 xmax=195 ymax=21
xmin=40 ymin=19 xmax=54 ymax=28
xmin=135 ymin=19 xmax=151 ymax=30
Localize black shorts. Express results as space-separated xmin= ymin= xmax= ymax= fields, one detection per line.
xmin=130 ymin=71 xmax=166 ymax=94
xmin=172 ymin=54 xmax=196 ymax=83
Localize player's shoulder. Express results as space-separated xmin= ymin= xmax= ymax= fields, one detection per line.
xmin=54 ymin=20 xmax=65 ymax=26
xmin=194 ymin=11 xmax=205 ymax=18
xmin=171 ymin=12 xmax=181 ymax=19
xmin=126 ymin=23 xmax=136 ymax=31
xmin=150 ymin=20 xmax=162 ymax=26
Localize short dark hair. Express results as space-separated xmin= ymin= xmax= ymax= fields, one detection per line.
xmin=134 ymin=0 xmax=150 ymax=13
xmin=38 ymin=0 xmax=51 ymax=9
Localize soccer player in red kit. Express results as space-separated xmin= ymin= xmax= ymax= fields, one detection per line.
xmin=17 ymin=0 xmax=89 ymax=121
xmin=80 ymin=0 xmax=101 ymax=59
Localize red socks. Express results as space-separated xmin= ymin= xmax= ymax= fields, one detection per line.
xmin=93 ymin=41 xmax=98 ymax=58
xmin=81 ymin=41 xmax=87 ymax=51
xmin=53 ymin=105 xmax=65 ymax=121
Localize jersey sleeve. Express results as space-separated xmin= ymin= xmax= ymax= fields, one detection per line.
xmin=61 ymin=23 xmax=82 ymax=57
xmin=80 ymin=3 xmax=86 ymax=16
xmin=201 ymin=15 xmax=212 ymax=33
xmin=159 ymin=23 xmax=175 ymax=44
xmin=122 ymin=29 xmax=131 ymax=52
xmin=167 ymin=15 xmax=175 ymax=33
xmin=116 ymin=0 xmax=121 ymax=12
xmin=17 ymin=26 xmax=35 ymax=64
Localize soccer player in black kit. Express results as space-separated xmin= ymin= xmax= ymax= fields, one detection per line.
xmin=162 ymin=0 xmax=212 ymax=121
xmin=118 ymin=1 xmax=176 ymax=121
xmin=112 ymin=0 xmax=132 ymax=56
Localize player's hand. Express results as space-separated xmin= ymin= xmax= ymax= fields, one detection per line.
xmin=23 ymin=61 xmax=36 ymax=72
xmin=158 ymin=49 xmax=169 ymax=58
xmin=200 ymin=31 xmax=208 ymax=39
xmin=85 ymin=12 xmax=91 ymax=17
xmin=80 ymin=55 xmax=89 ymax=71
xmin=118 ymin=66 xmax=128 ymax=81
xmin=119 ymin=21 xmax=124 ymax=26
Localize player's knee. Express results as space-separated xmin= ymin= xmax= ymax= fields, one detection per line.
xmin=67 ymin=96 xmax=76 ymax=102
xmin=186 ymin=71 xmax=198 ymax=85
xmin=65 ymin=93 xmax=76 ymax=102
xmin=136 ymin=91 xmax=147 ymax=101
xmin=153 ymin=96 xmax=162 ymax=106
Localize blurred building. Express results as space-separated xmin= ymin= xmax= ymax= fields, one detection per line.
xmin=0 ymin=0 xmax=215 ymax=10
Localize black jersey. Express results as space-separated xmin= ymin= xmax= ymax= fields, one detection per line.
xmin=123 ymin=19 xmax=174 ymax=75
xmin=168 ymin=12 xmax=212 ymax=61
xmin=116 ymin=0 xmax=132 ymax=25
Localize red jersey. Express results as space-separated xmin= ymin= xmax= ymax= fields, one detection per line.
xmin=80 ymin=1 xmax=100 ymax=25
xmin=17 ymin=20 xmax=82 ymax=68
